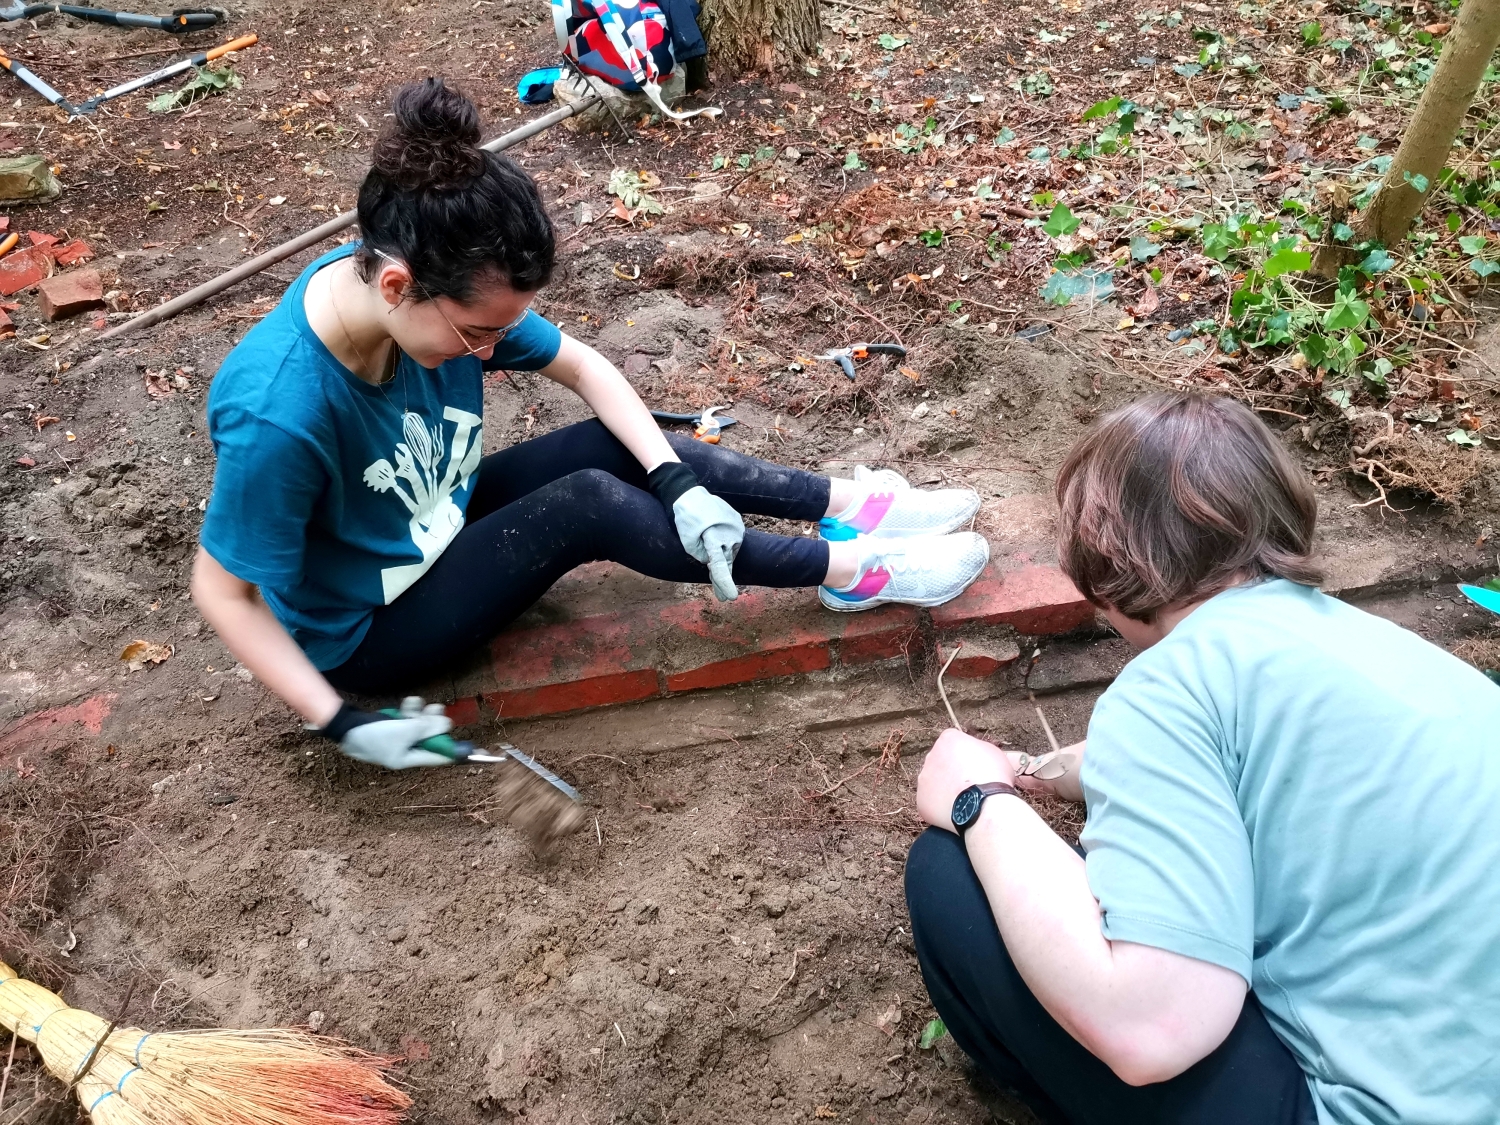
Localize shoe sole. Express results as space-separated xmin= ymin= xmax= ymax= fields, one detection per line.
xmin=818 ymin=538 xmax=991 ymax=612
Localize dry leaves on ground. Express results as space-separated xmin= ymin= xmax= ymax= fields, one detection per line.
xmin=120 ymin=639 xmax=172 ymax=671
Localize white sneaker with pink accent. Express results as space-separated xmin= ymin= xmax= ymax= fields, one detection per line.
xmin=819 ymin=532 xmax=990 ymax=611
xmin=819 ymin=466 xmax=980 ymax=542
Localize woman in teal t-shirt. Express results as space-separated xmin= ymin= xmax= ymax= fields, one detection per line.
xmin=905 ymin=393 xmax=1500 ymax=1124
xmin=194 ymin=78 xmax=991 ymax=770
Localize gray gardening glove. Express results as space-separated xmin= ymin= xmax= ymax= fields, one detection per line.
xmin=646 ymin=462 xmax=744 ymax=601
xmin=316 ymin=701 xmax=455 ymax=770
xmin=673 ymin=485 xmax=744 ymax=601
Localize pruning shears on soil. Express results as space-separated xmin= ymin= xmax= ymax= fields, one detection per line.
xmin=650 ymin=406 xmax=737 ymax=443
xmin=815 ymin=342 xmax=908 ymax=380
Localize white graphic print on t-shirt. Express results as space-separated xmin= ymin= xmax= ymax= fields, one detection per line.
xmin=362 ymin=406 xmax=483 ymax=603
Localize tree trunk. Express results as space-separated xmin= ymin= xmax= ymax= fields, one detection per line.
xmin=697 ymin=0 xmax=821 ymax=74
xmin=1338 ymin=0 xmax=1500 ymax=261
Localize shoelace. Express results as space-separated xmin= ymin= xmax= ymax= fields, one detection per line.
xmin=867 ymin=540 xmax=941 ymax=576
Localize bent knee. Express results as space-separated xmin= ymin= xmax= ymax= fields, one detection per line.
xmin=552 ymin=467 xmax=631 ymax=504
xmin=904 ymin=827 xmax=976 ymax=927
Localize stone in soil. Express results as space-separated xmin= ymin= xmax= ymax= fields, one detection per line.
xmin=37 ymin=269 xmax=104 ymax=320
xmin=0 ymin=155 xmax=60 ymax=202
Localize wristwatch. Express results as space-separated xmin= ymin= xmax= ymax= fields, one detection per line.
xmin=952 ymin=782 xmax=1019 ymax=836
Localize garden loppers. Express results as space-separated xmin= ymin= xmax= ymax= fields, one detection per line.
xmin=0 ymin=2 xmax=219 ymax=30
xmin=73 ymin=32 xmax=257 ymax=115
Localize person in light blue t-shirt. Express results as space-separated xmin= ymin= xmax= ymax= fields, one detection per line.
xmin=192 ymin=78 xmax=992 ymax=773
xmin=904 ymin=393 xmax=1500 ymax=1125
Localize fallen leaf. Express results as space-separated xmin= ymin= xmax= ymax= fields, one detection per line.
xmin=1128 ymin=277 xmax=1160 ymax=318
xmin=35 ymin=415 xmax=60 ymax=430
xmin=121 ymin=639 xmax=173 ymax=671
xmin=311 ymin=89 xmax=333 ymax=105
xmin=162 ymin=139 xmax=182 ymax=150
xmin=874 ymin=998 xmax=901 ymax=1036
xmin=814 ymin=1108 xmax=838 ymax=1120
xmin=899 ymin=365 xmax=923 ymax=381
xmin=144 ymin=369 xmax=175 ymax=398
xmin=1423 ymin=21 xmax=1450 ymax=34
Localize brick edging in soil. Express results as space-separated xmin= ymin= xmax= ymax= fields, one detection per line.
xmin=441 ymin=563 xmax=1095 ymax=724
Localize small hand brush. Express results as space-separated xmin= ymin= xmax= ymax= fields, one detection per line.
xmin=380 ymin=704 xmax=588 ymax=852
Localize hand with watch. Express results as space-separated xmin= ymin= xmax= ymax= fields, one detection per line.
xmin=915 ymin=728 xmax=1025 ymax=835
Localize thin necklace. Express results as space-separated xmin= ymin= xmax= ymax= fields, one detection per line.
xmin=330 ymin=261 xmax=396 ymax=386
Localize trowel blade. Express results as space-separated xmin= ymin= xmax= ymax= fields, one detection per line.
xmin=1459 ymin=584 xmax=1500 ymax=618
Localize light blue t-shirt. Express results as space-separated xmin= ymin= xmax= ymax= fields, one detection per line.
xmin=1081 ymin=578 xmax=1500 ymax=1125
xmin=202 ymin=243 xmax=562 ymax=669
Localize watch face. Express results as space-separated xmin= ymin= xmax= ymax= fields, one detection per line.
xmin=952 ymin=786 xmax=982 ymax=829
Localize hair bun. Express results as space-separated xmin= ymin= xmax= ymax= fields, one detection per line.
xmin=371 ymin=77 xmax=485 ymax=192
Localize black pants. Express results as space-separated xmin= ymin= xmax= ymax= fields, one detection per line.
xmin=326 ymin=420 xmax=832 ymax=694
xmin=904 ymin=829 xmax=1318 ymax=1125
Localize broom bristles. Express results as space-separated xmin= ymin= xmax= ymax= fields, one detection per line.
xmin=0 ymin=962 xmax=412 ymax=1124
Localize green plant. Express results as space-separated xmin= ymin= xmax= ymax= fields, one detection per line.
xmin=148 ymin=63 xmax=242 ymax=113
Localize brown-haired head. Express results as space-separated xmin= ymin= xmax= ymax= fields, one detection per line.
xmin=1055 ymin=392 xmax=1322 ymax=622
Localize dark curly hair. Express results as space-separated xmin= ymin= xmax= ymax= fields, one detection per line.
xmin=354 ymin=78 xmax=555 ymax=300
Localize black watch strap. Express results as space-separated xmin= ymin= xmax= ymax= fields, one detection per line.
xmin=954 ymin=781 xmax=1020 ymax=836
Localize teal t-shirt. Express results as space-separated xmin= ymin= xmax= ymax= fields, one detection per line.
xmin=1081 ymin=579 xmax=1500 ymax=1125
xmin=201 ymin=243 xmax=562 ymax=669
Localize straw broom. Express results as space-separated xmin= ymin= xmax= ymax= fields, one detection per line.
xmin=0 ymin=961 xmax=411 ymax=1124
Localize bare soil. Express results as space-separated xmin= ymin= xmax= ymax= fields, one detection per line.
xmin=3 ymin=0 xmax=1500 ymax=1121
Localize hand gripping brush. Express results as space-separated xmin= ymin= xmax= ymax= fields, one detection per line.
xmin=0 ymin=961 xmax=411 ymax=1125
xmin=382 ymin=701 xmax=589 ymax=852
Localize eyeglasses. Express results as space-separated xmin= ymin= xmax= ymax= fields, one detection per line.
xmin=371 ymin=248 xmax=529 ymax=358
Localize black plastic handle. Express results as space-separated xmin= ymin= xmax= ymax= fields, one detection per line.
xmin=20 ymin=4 xmax=220 ymax=30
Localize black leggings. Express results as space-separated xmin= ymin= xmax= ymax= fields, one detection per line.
xmin=904 ymin=829 xmax=1318 ymax=1125
xmin=325 ymin=420 xmax=832 ymax=694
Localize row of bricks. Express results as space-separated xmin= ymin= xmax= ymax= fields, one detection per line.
xmin=443 ymin=564 xmax=1095 ymax=724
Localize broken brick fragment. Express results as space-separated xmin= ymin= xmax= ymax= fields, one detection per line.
xmin=52 ymin=239 xmax=93 ymax=266
xmin=37 ymin=268 xmax=104 ymax=320
xmin=0 ymin=245 xmax=52 ymax=296
xmin=0 ymin=306 xmax=13 ymax=337
xmin=26 ymin=230 xmax=58 ymax=248
xmin=944 ymin=637 xmax=1022 ymax=679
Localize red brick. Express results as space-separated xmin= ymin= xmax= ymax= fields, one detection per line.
xmin=444 ymin=696 xmax=481 ymax=728
xmin=26 ymin=230 xmax=58 ymax=248
xmin=944 ymin=637 xmax=1022 ymax=679
xmin=929 ymin=564 xmax=1096 ymax=635
xmin=838 ymin=605 xmax=921 ymax=665
xmin=0 ymin=691 xmax=116 ymax=755
xmin=0 ymin=307 xmax=12 ymax=337
xmin=37 ymin=268 xmax=104 ymax=320
xmin=484 ymin=668 xmax=661 ymax=719
xmin=52 ymin=239 xmax=93 ymax=266
xmin=0 ymin=245 xmax=51 ymax=296
xmin=665 ymin=640 xmax=830 ymax=693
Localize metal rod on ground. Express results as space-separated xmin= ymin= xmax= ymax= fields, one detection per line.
xmin=99 ymin=96 xmax=599 ymax=341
